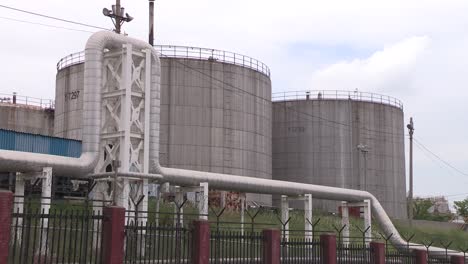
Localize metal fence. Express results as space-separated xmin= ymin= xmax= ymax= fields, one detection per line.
xmin=385 ymin=249 xmax=417 ymax=264
xmin=272 ymin=90 xmax=404 ymax=109
xmin=8 ymin=208 xmax=103 ymax=264
xmin=281 ymin=237 xmax=321 ymax=264
xmin=0 ymin=92 xmax=54 ymax=109
xmin=210 ymin=230 xmax=263 ymax=264
xmin=124 ymin=220 xmax=192 ymax=263
xmin=337 ymin=244 xmax=374 ymax=264
xmin=56 ymin=45 xmax=271 ymax=77
xmin=427 ymin=252 xmax=451 ymax=264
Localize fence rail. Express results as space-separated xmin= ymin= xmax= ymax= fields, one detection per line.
xmin=385 ymin=249 xmax=417 ymax=264
xmin=0 ymin=92 xmax=54 ymax=109
xmin=8 ymin=208 xmax=103 ymax=264
xmin=210 ymin=230 xmax=263 ymax=264
xmin=124 ymin=221 xmax=192 ymax=263
xmin=337 ymin=244 xmax=374 ymax=264
xmin=272 ymin=90 xmax=404 ymax=109
xmin=56 ymin=45 xmax=271 ymax=77
xmin=281 ymin=238 xmax=321 ymax=264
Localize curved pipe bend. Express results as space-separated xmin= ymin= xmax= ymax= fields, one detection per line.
xmin=152 ymin=165 xmax=462 ymax=257
xmin=0 ymin=31 xmax=160 ymax=176
xmin=0 ymin=31 xmax=460 ymax=257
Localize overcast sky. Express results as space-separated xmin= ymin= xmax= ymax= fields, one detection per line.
xmin=1 ymin=0 xmax=467 ymax=206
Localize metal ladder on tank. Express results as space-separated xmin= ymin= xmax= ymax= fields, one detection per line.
xmin=223 ymin=78 xmax=234 ymax=174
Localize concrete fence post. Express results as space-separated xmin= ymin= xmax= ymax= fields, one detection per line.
xmin=450 ymin=255 xmax=465 ymax=264
xmin=102 ymin=206 xmax=126 ymax=264
xmin=192 ymin=220 xmax=210 ymax=264
xmin=415 ymin=249 xmax=427 ymax=264
xmin=0 ymin=191 xmax=13 ymax=264
xmin=263 ymin=229 xmax=280 ymax=264
xmin=370 ymin=242 xmax=385 ymax=264
xmin=320 ymin=233 xmax=337 ymax=264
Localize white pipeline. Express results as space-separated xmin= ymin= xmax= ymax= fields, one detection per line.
xmin=0 ymin=31 xmax=459 ymax=257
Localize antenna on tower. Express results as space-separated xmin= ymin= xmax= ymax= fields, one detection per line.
xmin=103 ymin=0 xmax=133 ymax=34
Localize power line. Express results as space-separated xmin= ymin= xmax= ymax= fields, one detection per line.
xmin=0 ymin=4 xmax=109 ymax=30
xmin=158 ymin=53 xmax=405 ymax=139
xmin=414 ymin=137 xmax=468 ymax=177
xmin=0 ymin=3 xmax=406 ymax=140
xmin=0 ymin=16 xmax=95 ymax=33
xmin=412 ymin=140 xmax=468 ymax=184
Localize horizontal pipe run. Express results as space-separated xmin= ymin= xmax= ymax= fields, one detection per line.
xmin=89 ymin=172 xmax=163 ymax=181
xmin=155 ymin=166 xmax=463 ymax=257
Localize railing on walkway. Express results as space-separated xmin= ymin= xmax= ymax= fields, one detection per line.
xmin=8 ymin=208 xmax=103 ymax=264
xmin=56 ymin=45 xmax=271 ymax=77
xmin=210 ymin=230 xmax=263 ymax=264
xmin=337 ymin=243 xmax=374 ymax=264
xmin=272 ymin=90 xmax=404 ymax=109
xmin=281 ymin=237 xmax=321 ymax=264
xmin=0 ymin=92 xmax=54 ymax=109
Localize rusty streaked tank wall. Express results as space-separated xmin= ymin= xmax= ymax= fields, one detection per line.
xmin=54 ymin=63 xmax=84 ymax=140
xmin=54 ymin=46 xmax=272 ymax=205
xmin=272 ymin=90 xmax=407 ymax=219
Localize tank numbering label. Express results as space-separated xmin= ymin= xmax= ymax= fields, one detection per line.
xmin=288 ymin=126 xmax=305 ymax=133
xmin=65 ymin=91 xmax=80 ymax=101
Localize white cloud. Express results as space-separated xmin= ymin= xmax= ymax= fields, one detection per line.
xmin=0 ymin=0 xmax=468 ymax=200
xmin=308 ymin=36 xmax=430 ymax=92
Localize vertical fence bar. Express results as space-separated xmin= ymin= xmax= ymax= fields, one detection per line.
xmin=102 ymin=206 xmax=125 ymax=264
xmin=263 ymin=229 xmax=280 ymax=264
xmin=370 ymin=242 xmax=385 ymax=264
xmin=415 ymin=249 xmax=428 ymax=264
xmin=451 ymin=255 xmax=464 ymax=264
xmin=320 ymin=233 xmax=336 ymax=264
xmin=0 ymin=191 xmax=13 ymax=263
xmin=192 ymin=220 xmax=210 ymax=264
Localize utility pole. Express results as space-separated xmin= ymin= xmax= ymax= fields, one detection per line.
xmin=407 ymin=117 xmax=414 ymax=226
xmin=115 ymin=0 xmax=121 ymax=34
xmin=103 ymin=0 xmax=133 ymax=34
xmin=149 ymin=0 xmax=155 ymax=45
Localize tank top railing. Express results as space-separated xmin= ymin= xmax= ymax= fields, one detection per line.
xmin=0 ymin=92 xmax=55 ymax=109
xmin=272 ymin=90 xmax=403 ymax=109
xmin=154 ymin=45 xmax=270 ymax=77
xmin=56 ymin=46 xmax=271 ymax=77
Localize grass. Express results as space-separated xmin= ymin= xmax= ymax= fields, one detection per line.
xmin=393 ymin=221 xmax=468 ymax=251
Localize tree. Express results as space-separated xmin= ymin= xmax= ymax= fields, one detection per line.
xmin=412 ymin=198 xmax=434 ymax=220
xmin=454 ymin=197 xmax=468 ymax=223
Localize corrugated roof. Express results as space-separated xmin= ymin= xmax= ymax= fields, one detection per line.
xmin=0 ymin=129 xmax=81 ymax=157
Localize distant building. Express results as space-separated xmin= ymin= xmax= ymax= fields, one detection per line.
xmin=426 ymin=196 xmax=451 ymax=214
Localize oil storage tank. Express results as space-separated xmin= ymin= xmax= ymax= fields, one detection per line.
xmin=0 ymin=93 xmax=54 ymax=136
xmin=55 ymin=46 xmax=272 ymax=205
xmin=272 ymin=90 xmax=407 ymax=219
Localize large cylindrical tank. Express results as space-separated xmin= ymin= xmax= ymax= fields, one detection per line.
xmin=55 ymin=46 xmax=272 ymax=205
xmin=272 ymin=91 xmax=407 ymax=219
xmin=0 ymin=93 xmax=54 ymax=135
